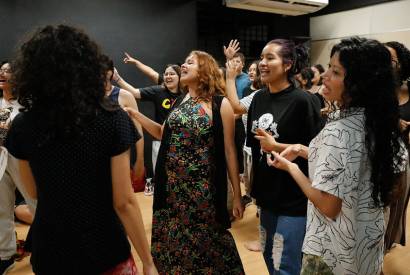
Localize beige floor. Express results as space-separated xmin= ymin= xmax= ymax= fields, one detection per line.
xmin=9 ymin=193 xmax=410 ymax=275
xmin=10 ymin=192 xmax=269 ymax=275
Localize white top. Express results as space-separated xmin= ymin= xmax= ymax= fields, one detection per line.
xmin=303 ymin=108 xmax=407 ymax=275
xmin=240 ymin=90 xmax=259 ymax=134
xmin=0 ymin=97 xmax=21 ymax=125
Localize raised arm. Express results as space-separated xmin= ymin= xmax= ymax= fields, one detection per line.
xmin=225 ymin=60 xmax=247 ymax=115
xmin=123 ymin=52 xmax=159 ymax=84
xmin=220 ymin=98 xmax=244 ymax=219
xmin=113 ymin=68 xmax=141 ymax=99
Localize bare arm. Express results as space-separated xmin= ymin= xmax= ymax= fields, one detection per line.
xmin=111 ymin=150 xmax=157 ymax=274
xmin=18 ymin=160 xmax=37 ymax=199
xmin=119 ymin=90 xmax=145 ymax=179
xmin=124 ymin=107 xmax=163 ymax=140
xmin=225 ymin=60 xmax=247 ymax=115
xmin=254 ymin=128 xmax=292 ymax=153
xmin=280 ymin=144 xmax=309 ymax=162
xmin=220 ymin=98 xmax=244 ymax=219
xmin=123 ymin=52 xmax=159 ymax=84
xmin=113 ymin=69 xmax=141 ymax=99
xmin=269 ymin=151 xmax=342 ymax=219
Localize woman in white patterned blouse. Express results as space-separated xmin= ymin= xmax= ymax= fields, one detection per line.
xmin=268 ymin=37 xmax=407 ymax=275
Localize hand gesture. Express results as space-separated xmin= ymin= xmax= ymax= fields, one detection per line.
xmin=267 ymin=151 xmax=293 ymax=172
xmin=223 ymin=39 xmax=240 ymax=60
xmin=254 ymin=128 xmax=277 ymax=152
xmin=280 ymin=144 xmax=302 ymax=162
xmin=123 ymin=52 xmax=138 ymax=65
xmin=399 ymin=119 xmax=410 ymax=132
xmin=232 ymin=196 xmax=244 ymax=220
xmin=112 ymin=67 xmax=121 ymax=82
xmin=225 ymin=60 xmax=241 ymax=80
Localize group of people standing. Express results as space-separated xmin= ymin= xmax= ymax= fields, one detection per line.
xmin=0 ymin=23 xmax=409 ymax=275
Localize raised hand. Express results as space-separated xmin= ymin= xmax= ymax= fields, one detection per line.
xmin=223 ymin=39 xmax=240 ymax=60
xmin=112 ymin=67 xmax=121 ymax=82
xmin=225 ymin=60 xmax=241 ymax=80
xmin=123 ymin=52 xmax=138 ymax=65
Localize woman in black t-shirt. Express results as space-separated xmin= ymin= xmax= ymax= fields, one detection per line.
xmin=6 ymin=25 xmax=157 ymax=275
xmin=114 ymin=64 xmax=182 ymax=184
xmin=247 ymin=39 xmax=321 ymax=275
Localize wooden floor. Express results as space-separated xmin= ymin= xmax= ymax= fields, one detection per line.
xmin=10 ymin=192 xmax=269 ymax=275
xmin=9 ymin=192 xmax=410 ymax=275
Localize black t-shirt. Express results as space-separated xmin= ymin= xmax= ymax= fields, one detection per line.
xmin=139 ymin=85 xmax=180 ymax=124
xmin=243 ymin=84 xmax=256 ymax=98
xmin=5 ymin=109 xmax=140 ymax=274
xmin=247 ymin=85 xmax=321 ymax=216
xmin=399 ymin=99 xmax=410 ymax=122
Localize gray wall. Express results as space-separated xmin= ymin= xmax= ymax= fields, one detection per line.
xmin=0 ymin=0 xmax=197 ymax=176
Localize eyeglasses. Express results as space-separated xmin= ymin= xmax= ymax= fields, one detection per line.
xmin=0 ymin=69 xmax=11 ymax=74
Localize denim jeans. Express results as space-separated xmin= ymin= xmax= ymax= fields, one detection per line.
xmin=259 ymin=208 xmax=306 ymax=275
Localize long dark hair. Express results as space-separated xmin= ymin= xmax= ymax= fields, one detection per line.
xmin=331 ymin=37 xmax=403 ymax=207
xmin=385 ymin=41 xmax=410 ymax=90
xmin=12 ymin=24 xmax=116 ymax=141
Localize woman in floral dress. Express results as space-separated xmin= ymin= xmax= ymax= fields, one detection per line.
xmin=126 ymin=50 xmax=245 ymax=274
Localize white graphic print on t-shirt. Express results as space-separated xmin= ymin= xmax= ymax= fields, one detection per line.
xmin=251 ymin=113 xmax=279 ymax=138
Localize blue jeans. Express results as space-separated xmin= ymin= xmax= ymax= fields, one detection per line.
xmin=259 ymin=209 xmax=306 ymax=275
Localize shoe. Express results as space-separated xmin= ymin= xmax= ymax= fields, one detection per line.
xmin=240 ymin=195 xmax=252 ymax=207
xmin=144 ymin=178 xmax=154 ymax=196
xmin=0 ymin=258 xmax=15 ymax=275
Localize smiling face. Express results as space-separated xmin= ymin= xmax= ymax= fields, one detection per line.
xmin=258 ymin=43 xmax=291 ymax=85
xmin=180 ymin=54 xmax=199 ymax=86
xmin=0 ymin=63 xmax=12 ymax=91
xmin=163 ymin=66 xmax=179 ymax=91
xmin=321 ymin=52 xmax=346 ymax=103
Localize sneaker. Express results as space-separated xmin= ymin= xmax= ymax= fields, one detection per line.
xmin=240 ymin=195 xmax=252 ymax=207
xmin=144 ymin=178 xmax=154 ymax=196
xmin=0 ymin=258 xmax=15 ymax=275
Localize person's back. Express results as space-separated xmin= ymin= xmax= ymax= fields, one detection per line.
xmin=7 ymin=109 xmax=137 ymax=273
xmin=6 ymin=24 xmax=157 ymax=275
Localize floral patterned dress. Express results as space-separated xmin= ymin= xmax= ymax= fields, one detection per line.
xmin=151 ymin=97 xmax=244 ymax=274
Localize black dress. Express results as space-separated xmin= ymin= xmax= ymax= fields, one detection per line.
xmin=6 ymin=109 xmax=139 ymax=274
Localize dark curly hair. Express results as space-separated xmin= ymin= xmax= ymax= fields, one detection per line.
xmin=385 ymin=41 xmax=410 ymax=89
xmin=331 ymin=37 xmax=403 ymax=207
xmin=12 ymin=25 xmax=116 ymax=141
xmin=300 ymin=67 xmax=314 ymax=90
